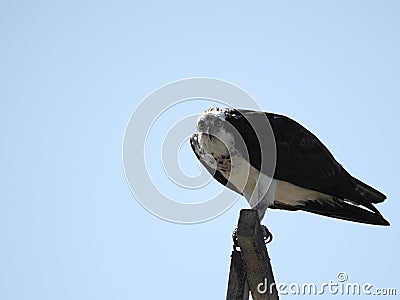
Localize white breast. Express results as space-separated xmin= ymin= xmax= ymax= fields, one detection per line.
xmin=197 ymin=129 xmax=277 ymax=219
xmin=226 ymin=154 xmax=276 ymax=217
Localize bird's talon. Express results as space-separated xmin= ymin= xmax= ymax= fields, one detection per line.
xmin=262 ymin=225 xmax=273 ymax=244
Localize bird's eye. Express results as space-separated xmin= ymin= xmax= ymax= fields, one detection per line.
xmin=198 ymin=119 xmax=205 ymax=130
xmin=216 ymin=119 xmax=223 ymax=127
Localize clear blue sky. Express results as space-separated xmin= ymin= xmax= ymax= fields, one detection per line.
xmin=1 ymin=1 xmax=399 ymax=299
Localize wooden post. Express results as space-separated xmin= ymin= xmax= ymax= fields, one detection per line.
xmin=226 ymin=209 xmax=279 ymax=300
xmin=226 ymin=250 xmax=249 ymax=300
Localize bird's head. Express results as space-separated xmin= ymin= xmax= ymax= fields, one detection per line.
xmin=196 ymin=107 xmax=228 ymax=137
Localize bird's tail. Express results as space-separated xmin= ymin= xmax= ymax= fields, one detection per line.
xmin=303 ymin=200 xmax=390 ymax=226
xmin=272 ymin=199 xmax=390 ymax=226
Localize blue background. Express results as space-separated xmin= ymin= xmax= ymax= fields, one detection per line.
xmin=1 ymin=1 xmax=399 ymax=299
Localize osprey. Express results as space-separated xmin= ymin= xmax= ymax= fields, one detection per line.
xmin=190 ymin=107 xmax=389 ymax=226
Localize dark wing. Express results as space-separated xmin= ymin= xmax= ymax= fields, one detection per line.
xmin=225 ymin=109 xmax=389 ymax=225
xmin=265 ymin=112 xmax=386 ymax=204
xmin=189 ymin=133 xmax=242 ymax=196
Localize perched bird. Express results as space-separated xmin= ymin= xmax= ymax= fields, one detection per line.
xmin=190 ymin=107 xmax=389 ymax=226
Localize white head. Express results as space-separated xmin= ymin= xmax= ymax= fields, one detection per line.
xmin=195 ymin=107 xmax=236 ymax=158
xmin=196 ymin=107 xmax=227 ymax=136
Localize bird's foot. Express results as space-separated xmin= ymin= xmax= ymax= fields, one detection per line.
xmin=232 ymin=226 xmax=272 ymax=249
xmin=262 ymin=225 xmax=273 ymax=244
xmin=232 ymin=228 xmax=240 ymax=251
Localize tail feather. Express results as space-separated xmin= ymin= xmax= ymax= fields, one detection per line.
xmin=272 ymin=199 xmax=390 ymax=226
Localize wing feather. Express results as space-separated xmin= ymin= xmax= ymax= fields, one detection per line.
xmin=225 ymin=109 xmax=388 ymax=224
